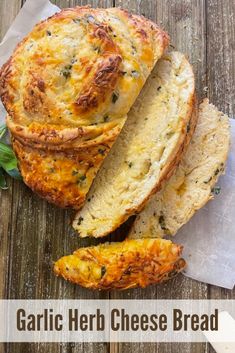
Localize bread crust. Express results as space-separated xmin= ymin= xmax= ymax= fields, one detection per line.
xmin=0 ymin=6 xmax=169 ymax=208
xmin=54 ymin=238 xmax=185 ymax=290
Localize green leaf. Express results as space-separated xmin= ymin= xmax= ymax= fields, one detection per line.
xmin=0 ymin=124 xmax=7 ymax=140
xmin=0 ymin=142 xmax=18 ymax=171
xmin=0 ymin=168 xmax=8 ymax=190
xmin=7 ymin=168 xmax=22 ymax=180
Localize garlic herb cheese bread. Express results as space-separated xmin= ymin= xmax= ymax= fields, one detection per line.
xmin=129 ymin=99 xmax=230 ymax=239
xmin=54 ymin=238 xmax=185 ymax=290
xmin=0 ymin=6 xmax=168 ymax=208
xmin=73 ymin=51 xmax=196 ymax=237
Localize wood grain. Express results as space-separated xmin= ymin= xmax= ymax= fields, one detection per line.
xmin=0 ymin=0 xmax=234 ymax=353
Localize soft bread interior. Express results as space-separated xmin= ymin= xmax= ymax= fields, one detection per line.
xmin=129 ymin=99 xmax=230 ymax=239
xmin=73 ymin=51 xmax=195 ymax=238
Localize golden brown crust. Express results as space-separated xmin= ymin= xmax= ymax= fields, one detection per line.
xmin=0 ymin=6 xmax=169 ymax=208
xmin=54 ymin=238 xmax=185 ymax=290
xmin=12 ymin=134 xmax=118 ymax=209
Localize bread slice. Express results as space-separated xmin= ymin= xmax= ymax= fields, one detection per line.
xmin=54 ymin=238 xmax=185 ymax=290
xmin=129 ymin=99 xmax=230 ymax=239
xmin=73 ymin=51 xmax=196 ymax=237
xmin=1 ymin=7 xmax=169 ymax=209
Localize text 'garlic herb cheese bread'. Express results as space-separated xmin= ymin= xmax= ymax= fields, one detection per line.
xmin=0 ymin=6 xmax=169 ymax=208
xmin=54 ymin=239 xmax=185 ymax=290
xmin=73 ymin=51 xmax=196 ymax=237
xmin=129 ymin=99 xmax=230 ymax=239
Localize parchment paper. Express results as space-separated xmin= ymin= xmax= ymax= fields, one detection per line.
xmin=0 ymin=0 xmax=234 ymax=289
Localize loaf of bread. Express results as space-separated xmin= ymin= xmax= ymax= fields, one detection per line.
xmin=73 ymin=51 xmax=196 ymax=237
xmin=129 ymin=99 xmax=230 ymax=239
xmin=0 ymin=6 xmax=168 ymax=208
xmin=54 ymin=238 xmax=185 ymax=290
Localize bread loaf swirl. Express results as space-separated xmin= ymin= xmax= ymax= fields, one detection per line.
xmin=0 ymin=6 xmax=168 ymax=208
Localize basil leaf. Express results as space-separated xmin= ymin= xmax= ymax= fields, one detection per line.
xmin=0 ymin=142 xmax=18 ymax=171
xmin=0 ymin=168 xmax=8 ymax=190
xmin=7 ymin=168 xmax=22 ymax=180
xmin=0 ymin=124 xmax=7 ymax=140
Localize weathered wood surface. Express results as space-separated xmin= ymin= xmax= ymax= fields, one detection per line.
xmin=0 ymin=0 xmax=234 ymax=352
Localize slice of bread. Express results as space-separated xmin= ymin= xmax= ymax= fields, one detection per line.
xmin=54 ymin=238 xmax=185 ymax=290
xmin=129 ymin=99 xmax=230 ymax=239
xmin=73 ymin=51 xmax=196 ymax=238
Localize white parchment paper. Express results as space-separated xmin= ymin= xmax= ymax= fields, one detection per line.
xmin=0 ymin=0 xmax=234 ymax=289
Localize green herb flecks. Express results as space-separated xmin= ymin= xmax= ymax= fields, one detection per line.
xmin=100 ymin=266 xmax=106 ymax=278
xmin=77 ymin=174 xmax=86 ymax=184
xmin=98 ymin=148 xmax=106 ymax=156
xmin=72 ymin=170 xmax=79 ymax=176
xmin=73 ymin=18 xmax=80 ymax=24
xmin=212 ymin=186 xmax=221 ymax=195
xmin=77 ymin=216 xmax=84 ymax=226
xmin=61 ymin=65 xmax=72 ymax=79
xmin=204 ymin=176 xmax=212 ymax=184
xmin=159 ymin=214 xmax=167 ymax=230
xmin=103 ymin=115 xmax=110 ymax=123
xmin=112 ymin=92 xmax=119 ymax=104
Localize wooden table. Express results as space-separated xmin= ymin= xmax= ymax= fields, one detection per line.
xmin=0 ymin=0 xmax=234 ymax=352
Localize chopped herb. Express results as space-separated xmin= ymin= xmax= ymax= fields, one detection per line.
xmin=61 ymin=65 xmax=72 ymax=79
xmin=101 ymin=266 xmax=106 ymax=278
xmin=77 ymin=216 xmax=84 ymax=226
xmin=0 ymin=124 xmax=7 ymax=139
xmin=103 ymin=115 xmax=109 ymax=123
xmin=124 ymin=267 xmax=131 ymax=275
xmin=204 ymin=176 xmax=212 ymax=184
xmin=94 ymin=46 xmax=101 ymax=53
xmin=131 ymin=44 xmax=137 ymax=52
xmin=121 ymin=71 xmax=127 ymax=76
xmin=159 ymin=214 xmax=167 ymax=230
xmin=72 ymin=170 xmax=79 ymax=176
xmin=46 ymin=30 xmax=52 ymax=36
xmin=49 ymin=168 xmax=55 ymax=173
xmin=112 ymin=92 xmax=119 ymax=104
xmin=128 ymin=161 xmax=133 ymax=168
xmin=187 ymin=122 xmax=191 ymax=133
xmin=79 ymin=175 xmax=86 ymax=182
xmin=98 ymin=149 xmax=106 ymax=156
xmin=212 ymin=186 xmax=221 ymax=195
xmin=166 ymin=131 xmax=174 ymax=139
xmin=73 ymin=18 xmax=80 ymax=24
xmin=131 ymin=70 xmax=140 ymax=78
xmin=214 ymin=168 xmax=220 ymax=176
